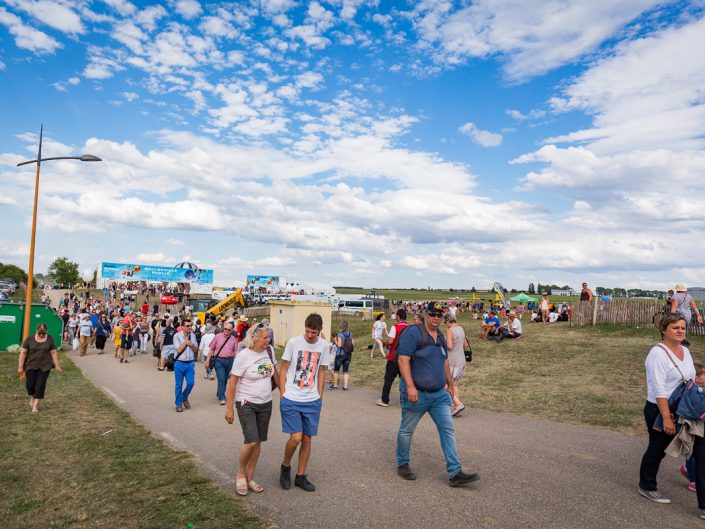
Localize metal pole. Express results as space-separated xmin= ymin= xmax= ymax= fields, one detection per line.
xmin=23 ymin=125 xmax=43 ymax=341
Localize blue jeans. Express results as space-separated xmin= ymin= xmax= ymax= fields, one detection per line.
xmin=396 ymin=379 xmax=461 ymax=478
xmin=174 ymin=361 xmax=195 ymax=407
xmin=214 ymin=357 xmax=235 ymax=401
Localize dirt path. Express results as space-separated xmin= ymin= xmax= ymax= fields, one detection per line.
xmin=71 ymin=345 xmax=701 ymax=529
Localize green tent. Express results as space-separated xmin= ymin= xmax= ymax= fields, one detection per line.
xmin=509 ymin=292 xmax=537 ymax=303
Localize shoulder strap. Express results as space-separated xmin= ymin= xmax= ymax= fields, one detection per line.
xmin=213 ymin=334 xmax=232 ymax=360
xmin=656 ymin=343 xmax=688 ymax=384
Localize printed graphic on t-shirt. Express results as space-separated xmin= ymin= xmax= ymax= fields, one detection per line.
xmin=293 ymin=349 xmax=320 ymax=389
xmin=257 ymin=361 xmax=274 ymax=377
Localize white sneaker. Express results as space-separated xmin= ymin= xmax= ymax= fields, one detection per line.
xmin=375 ymin=399 xmax=389 ymax=407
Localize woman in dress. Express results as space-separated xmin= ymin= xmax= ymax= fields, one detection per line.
xmin=445 ymin=314 xmax=468 ymax=416
xmin=18 ymin=323 xmax=63 ymax=413
xmin=224 ymin=323 xmax=278 ymax=496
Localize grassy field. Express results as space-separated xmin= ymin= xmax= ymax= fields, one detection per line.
xmin=0 ymin=352 xmax=266 ymax=529
xmin=331 ymin=312 xmax=705 ymax=435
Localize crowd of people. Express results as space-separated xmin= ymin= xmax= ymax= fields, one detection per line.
xmin=16 ymin=281 xmax=705 ymax=520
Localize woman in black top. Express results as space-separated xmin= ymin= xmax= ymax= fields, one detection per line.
xmin=18 ymin=323 xmax=62 ymax=413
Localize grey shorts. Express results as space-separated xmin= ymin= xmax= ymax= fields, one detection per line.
xmin=236 ymin=400 xmax=273 ymax=444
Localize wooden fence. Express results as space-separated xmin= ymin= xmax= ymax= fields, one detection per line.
xmin=569 ymin=299 xmax=705 ymax=336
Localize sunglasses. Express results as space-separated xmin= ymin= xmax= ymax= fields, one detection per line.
xmin=428 ymin=312 xmax=443 ymax=318
xmin=37 ymin=332 xmax=47 ymax=336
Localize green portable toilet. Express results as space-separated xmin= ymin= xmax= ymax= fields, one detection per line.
xmin=0 ymin=303 xmax=64 ymax=351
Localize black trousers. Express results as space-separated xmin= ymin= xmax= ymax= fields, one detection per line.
xmin=380 ymin=360 xmax=400 ymax=404
xmin=639 ymin=400 xmax=705 ymax=508
xmin=26 ymin=369 xmax=50 ymax=399
xmin=95 ymin=334 xmax=107 ymax=350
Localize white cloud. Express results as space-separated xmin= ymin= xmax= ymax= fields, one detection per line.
xmin=295 ymin=71 xmax=324 ymax=90
xmin=547 ymin=16 xmax=705 ymax=155
xmin=166 ymin=238 xmax=185 ymax=246
xmin=0 ymin=6 xmax=61 ymax=54
xmin=6 ymin=0 xmax=84 ymax=35
xmin=411 ymin=0 xmax=661 ymax=81
xmin=102 ymin=0 xmax=136 ymax=16
xmin=122 ymin=91 xmax=139 ymax=102
xmin=175 ymin=0 xmax=202 ymax=20
xmin=458 ymin=122 xmax=503 ymax=147
xmin=135 ymin=252 xmax=171 ymax=263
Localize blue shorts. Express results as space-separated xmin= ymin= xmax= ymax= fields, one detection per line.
xmin=280 ymin=397 xmax=322 ymax=437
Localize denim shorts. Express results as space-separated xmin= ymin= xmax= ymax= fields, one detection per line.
xmin=236 ymin=400 xmax=273 ymax=444
xmin=334 ymin=354 xmax=351 ymax=373
xmin=280 ymin=397 xmax=322 ymax=436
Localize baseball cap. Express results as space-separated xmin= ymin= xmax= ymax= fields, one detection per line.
xmin=424 ymin=301 xmax=443 ymax=315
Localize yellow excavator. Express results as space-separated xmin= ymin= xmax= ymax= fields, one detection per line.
xmin=190 ymin=289 xmax=246 ymax=326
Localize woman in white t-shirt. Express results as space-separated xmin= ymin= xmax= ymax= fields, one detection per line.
xmin=371 ymin=313 xmax=388 ymax=359
xmin=224 ymin=323 xmax=278 ymax=497
xmin=638 ymin=315 xmax=698 ymax=508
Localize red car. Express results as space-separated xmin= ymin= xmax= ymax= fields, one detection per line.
xmin=160 ymin=295 xmax=179 ymax=305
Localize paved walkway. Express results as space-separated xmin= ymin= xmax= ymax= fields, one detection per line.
xmin=71 ymin=345 xmax=703 ymax=529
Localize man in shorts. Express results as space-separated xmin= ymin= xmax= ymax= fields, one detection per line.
xmin=278 ymin=313 xmax=330 ymax=492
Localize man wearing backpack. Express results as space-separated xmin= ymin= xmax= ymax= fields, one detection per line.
xmin=396 ymin=301 xmax=480 ymax=487
xmin=376 ymin=308 xmax=409 ymax=407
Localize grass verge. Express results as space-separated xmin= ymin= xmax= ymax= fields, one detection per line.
xmin=0 ymin=352 xmax=267 ymax=529
xmin=333 ymin=313 xmax=705 ymax=435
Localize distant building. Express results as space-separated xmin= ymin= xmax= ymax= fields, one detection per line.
xmin=691 ymin=287 xmax=705 ymax=302
xmin=552 ymin=288 xmax=576 ymax=296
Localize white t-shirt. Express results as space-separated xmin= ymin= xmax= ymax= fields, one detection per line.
xmin=199 ymin=333 xmax=215 ymax=360
xmin=373 ymin=320 xmax=387 ymax=339
xmin=549 ymin=312 xmax=560 ymax=323
xmin=230 ymin=348 xmax=276 ymax=404
xmin=645 ymin=344 xmax=695 ymax=403
xmin=505 ymin=318 xmax=522 ymax=334
xmin=282 ymin=335 xmax=330 ymax=402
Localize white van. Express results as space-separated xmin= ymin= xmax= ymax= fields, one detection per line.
xmin=337 ymin=299 xmax=373 ymax=312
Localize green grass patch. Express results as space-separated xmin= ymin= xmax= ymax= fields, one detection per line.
xmin=333 ymin=313 xmax=705 ymax=435
xmin=0 ymin=352 xmax=267 ymax=529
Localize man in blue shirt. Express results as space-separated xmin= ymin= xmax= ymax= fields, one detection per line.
xmin=396 ymin=301 xmax=480 ymax=487
xmin=480 ymin=310 xmax=500 ymax=339
xmin=173 ymin=319 xmax=199 ymax=413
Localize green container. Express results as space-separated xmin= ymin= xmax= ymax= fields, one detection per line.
xmin=0 ymin=303 xmax=64 ymax=351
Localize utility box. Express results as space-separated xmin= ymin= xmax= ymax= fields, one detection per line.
xmin=268 ymin=301 xmax=332 ymax=348
xmin=0 ymin=303 xmax=64 ymax=351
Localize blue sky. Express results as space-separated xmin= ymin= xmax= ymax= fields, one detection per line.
xmin=1 ymin=0 xmax=704 ymax=291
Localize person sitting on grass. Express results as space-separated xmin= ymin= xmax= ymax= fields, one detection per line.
xmin=480 ymin=311 xmax=500 ymax=339
xmin=492 ymin=310 xmax=522 ymax=342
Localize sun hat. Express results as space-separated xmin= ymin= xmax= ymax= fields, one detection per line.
xmin=675 ymin=283 xmax=687 ymax=292
xmin=239 ymin=314 xmax=248 ymax=321
xmin=509 ymin=310 xmax=517 ymax=316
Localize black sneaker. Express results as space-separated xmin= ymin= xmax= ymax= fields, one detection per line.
xmin=294 ymin=474 xmax=315 ymax=492
xmin=280 ymin=464 xmax=291 ymax=490
xmin=449 ymin=470 xmax=480 ymax=487
xmin=397 ymin=463 xmax=416 ymax=480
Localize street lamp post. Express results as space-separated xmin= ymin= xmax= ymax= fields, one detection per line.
xmin=16 ymin=125 xmax=101 ymax=341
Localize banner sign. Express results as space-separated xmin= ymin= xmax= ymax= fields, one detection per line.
xmin=246 ymin=275 xmax=280 ymax=289
xmin=100 ymin=262 xmax=214 ymax=284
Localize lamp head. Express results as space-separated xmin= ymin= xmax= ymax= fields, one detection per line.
xmin=79 ymin=154 xmax=102 ymax=162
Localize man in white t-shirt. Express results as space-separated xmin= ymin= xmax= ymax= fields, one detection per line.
xmin=494 ymin=311 xmax=522 ymax=342
xmin=278 ymin=313 xmax=330 ymax=493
